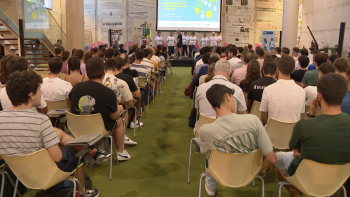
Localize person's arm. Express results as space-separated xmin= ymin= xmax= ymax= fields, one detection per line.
xmin=308 ymin=97 xmax=319 ymax=117
xmin=260 ymin=151 xmax=277 ymax=178
xmin=47 ymin=145 xmax=63 ymax=162
xmin=301 ymin=73 xmax=307 ymax=88
xmin=261 ymin=111 xmax=268 ymax=125
xmin=120 ymin=99 xmax=133 ymax=107
xmin=259 ymin=90 xmax=269 ymax=125
xmin=110 ymin=105 xmax=124 ymax=120
xmin=238 ymin=110 xmax=247 ymax=114
xmin=132 ymin=87 xmax=141 ymax=98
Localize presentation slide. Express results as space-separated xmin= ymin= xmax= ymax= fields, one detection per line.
xmin=157 ymin=0 xmax=222 ymax=32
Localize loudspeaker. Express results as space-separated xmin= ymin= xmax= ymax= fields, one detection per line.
xmin=338 ymin=22 xmax=346 ymax=57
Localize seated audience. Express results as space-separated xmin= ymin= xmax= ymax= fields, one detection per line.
xmin=129 ymin=45 xmax=138 ymax=64
xmin=281 ymin=47 xmax=290 ymax=55
xmin=119 ymin=44 xmax=127 ymax=54
xmin=192 ymin=56 xmax=220 ymax=87
xmin=239 ymin=59 xmax=261 ymax=93
xmin=195 ymin=52 xmax=210 ymax=74
xmin=104 ymin=49 xmax=115 ymax=60
xmin=196 ymin=60 xmax=247 ymax=118
xmin=294 ymin=48 xmax=308 ymax=70
xmin=74 ymin=49 xmax=85 ymax=75
xmin=0 ymin=70 xmax=107 ymax=197
xmin=305 ymin=62 xmax=336 ymax=106
xmin=329 ymin=53 xmax=340 ymax=64
xmin=69 ymin=57 xmax=131 ymax=160
xmin=247 ymin=63 xmax=277 ymax=110
xmin=41 ymin=57 xmax=73 ymax=102
xmin=130 ymin=50 xmax=150 ymax=78
xmin=55 ymin=47 xmax=62 ymax=58
xmin=291 ymin=55 xmax=309 ymax=82
xmin=199 ymin=63 xmax=215 ymax=85
xmin=231 ymin=52 xmax=253 ymax=85
xmin=0 ymin=57 xmax=47 ymax=114
xmin=255 ymin=47 xmax=265 ymax=69
xmin=149 ymin=47 xmax=161 ymax=70
xmin=276 ymin=47 xmax=281 ymax=57
xmin=292 ymin=47 xmax=299 ymax=62
xmin=228 ymin=46 xmax=240 ymax=67
xmin=301 ymin=53 xmax=328 ymax=87
xmin=103 ymin=59 xmax=137 ymax=145
xmin=114 ymin=57 xmax=142 ymax=128
xmin=121 ymin=53 xmax=139 ymax=78
xmin=342 ymin=67 xmax=350 ymax=114
xmin=270 ymin=48 xmax=277 ymax=59
xmin=333 ymin=57 xmax=350 ymax=78
xmin=220 ymin=47 xmax=227 ymax=59
xmin=198 ymin=84 xmax=276 ymax=196
xmin=237 ymin=47 xmax=243 ymax=59
xmin=160 ymin=46 xmax=169 ymax=60
xmin=65 ymin=56 xmax=88 ymax=87
xmin=90 ymin=47 xmax=99 ymax=57
xmin=61 ymin=50 xmax=70 ymax=74
xmin=274 ymin=73 xmax=350 ymax=197
xmin=260 ymin=55 xmax=305 ymax=125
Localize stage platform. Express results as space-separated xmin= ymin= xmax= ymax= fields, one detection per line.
xmin=170 ymin=57 xmax=194 ymax=67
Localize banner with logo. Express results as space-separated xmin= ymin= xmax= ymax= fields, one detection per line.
xmin=261 ymin=30 xmax=275 ymax=52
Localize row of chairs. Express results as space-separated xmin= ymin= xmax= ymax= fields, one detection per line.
xmin=190 ymin=102 xmax=347 ymax=196
xmin=0 ymin=60 xmax=173 ymax=196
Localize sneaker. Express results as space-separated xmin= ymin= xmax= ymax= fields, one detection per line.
xmin=130 ymin=121 xmax=144 ymax=128
xmin=90 ymin=149 xmax=111 ymax=165
xmin=205 ymin=184 xmax=216 ymax=196
xmin=85 ymin=188 xmax=100 ymax=197
xmin=124 ymin=135 xmax=137 ymax=145
xmin=117 ymin=150 xmax=131 ymax=161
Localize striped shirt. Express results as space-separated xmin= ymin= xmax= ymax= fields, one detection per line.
xmin=0 ymin=109 xmax=60 ymax=157
xmin=141 ymin=58 xmax=155 ymax=72
xmin=130 ymin=63 xmax=149 ymax=78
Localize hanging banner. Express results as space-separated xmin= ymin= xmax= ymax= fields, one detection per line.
xmin=109 ymin=29 xmax=123 ymax=48
xmin=261 ymin=30 xmax=275 ymax=52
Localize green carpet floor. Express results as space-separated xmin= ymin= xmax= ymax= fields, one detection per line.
xmin=25 ymin=67 xmax=289 ymax=197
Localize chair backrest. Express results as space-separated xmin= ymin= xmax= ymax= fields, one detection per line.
xmin=207 ymin=149 xmax=263 ymax=188
xmin=35 ymin=70 xmax=49 ymax=78
xmin=46 ymin=100 xmax=70 ymax=112
xmin=159 ymin=61 xmax=164 ymax=68
xmin=66 ymin=112 xmax=109 ymax=137
xmin=2 ymin=149 xmax=71 ymax=190
xmin=195 ymin=114 xmax=216 ymax=137
xmin=138 ymin=77 xmax=146 ymax=88
xmin=250 ymin=101 xmax=261 ymax=120
xmin=295 ymin=81 xmax=302 ymax=87
xmin=287 ymin=159 xmax=350 ymax=197
xmin=265 ymin=118 xmax=296 ymax=150
xmin=59 ymin=73 xmax=68 ymax=80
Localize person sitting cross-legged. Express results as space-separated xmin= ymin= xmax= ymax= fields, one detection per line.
xmin=273 ymin=73 xmax=350 ymax=197
xmin=69 ymin=57 xmax=132 ymax=161
xmin=0 ymin=70 xmax=104 ymax=197
xmin=198 ymin=84 xmax=276 ymax=196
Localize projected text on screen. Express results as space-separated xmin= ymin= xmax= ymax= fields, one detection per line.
xmin=157 ymin=0 xmax=221 ymax=32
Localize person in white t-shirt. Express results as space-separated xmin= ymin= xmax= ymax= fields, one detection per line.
xmin=167 ymin=32 xmax=176 ymax=56
xmin=188 ymin=32 xmax=198 ymax=58
xmin=182 ymin=32 xmax=189 ymax=57
xmin=200 ymin=33 xmax=209 ymax=48
xmin=0 ymin=56 xmax=47 ymax=114
xmin=216 ymin=32 xmax=222 ymax=47
xmin=155 ymin=32 xmax=164 ymax=47
xmin=209 ymin=32 xmax=218 ymax=48
xmin=260 ymin=55 xmax=305 ymax=125
xmin=41 ymin=57 xmax=73 ymax=102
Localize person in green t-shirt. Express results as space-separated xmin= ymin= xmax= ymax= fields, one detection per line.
xmin=301 ymin=53 xmax=328 ymax=87
xmin=198 ymin=84 xmax=277 ymax=197
xmin=274 ymin=73 xmax=350 ymax=197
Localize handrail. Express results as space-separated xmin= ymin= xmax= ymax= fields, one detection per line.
xmin=47 ymin=10 xmax=67 ymax=36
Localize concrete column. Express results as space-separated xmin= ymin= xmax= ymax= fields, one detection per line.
xmin=281 ymin=0 xmax=299 ymax=52
xmin=66 ymin=0 xmax=84 ymax=52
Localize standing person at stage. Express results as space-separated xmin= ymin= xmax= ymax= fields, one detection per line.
xmin=176 ymin=29 xmax=183 ymax=59
xmin=200 ymin=33 xmax=209 ymax=49
xmin=188 ymin=32 xmax=198 ymax=58
xmin=216 ymin=32 xmax=223 ymax=47
xmin=166 ymin=32 xmax=176 ymax=57
xmin=209 ymin=32 xmax=218 ymax=49
xmin=182 ymin=32 xmax=189 ymax=57
xmin=155 ymin=32 xmax=164 ymax=47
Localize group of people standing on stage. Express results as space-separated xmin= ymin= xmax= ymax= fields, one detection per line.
xmin=154 ymin=30 xmax=223 ymax=59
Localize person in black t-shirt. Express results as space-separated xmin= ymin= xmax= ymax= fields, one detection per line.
xmin=291 ymin=55 xmax=309 ymax=82
xmin=114 ymin=57 xmax=143 ymax=128
xmin=247 ymin=62 xmax=277 ymax=111
xmin=121 ymin=53 xmax=139 ymax=78
xmin=176 ymin=29 xmax=183 ymax=59
xmin=69 ymin=57 xmax=131 ymax=161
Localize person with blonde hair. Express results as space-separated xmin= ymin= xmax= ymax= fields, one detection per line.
xmin=147 ymin=46 xmax=160 ymax=70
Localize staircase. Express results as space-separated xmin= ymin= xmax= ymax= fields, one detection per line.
xmin=0 ymin=10 xmax=56 ymax=70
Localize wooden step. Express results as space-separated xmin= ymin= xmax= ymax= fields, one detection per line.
xmin=24 ymin=44 xmax=44 ymax=46
xmin=25 ymin=48 xmax=49 ymax=51
xmin=0 ymin=30 xmax=11 ymax=33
